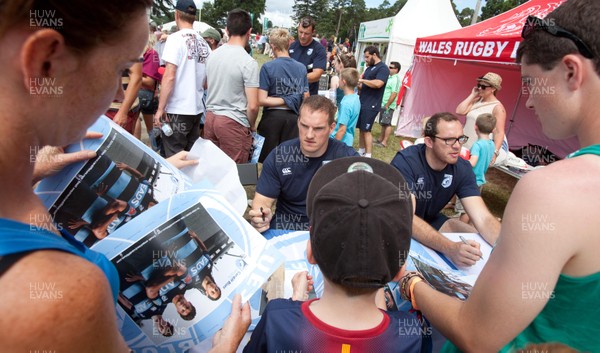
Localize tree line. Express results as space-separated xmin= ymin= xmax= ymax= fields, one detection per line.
xmin=150 ymin=0 xmax=527 ymax=43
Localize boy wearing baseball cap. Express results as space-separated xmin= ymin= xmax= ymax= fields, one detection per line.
xmin=243 ymin=157 xmax=431 ymax=352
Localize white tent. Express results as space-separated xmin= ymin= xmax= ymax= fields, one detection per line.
xmin=354 ymin=0 xmax=461 ymax=125
xmin=386 ymin=0 xmax=461 ymax=80
xmin=160 ymin=20 xmax=214 ymax=35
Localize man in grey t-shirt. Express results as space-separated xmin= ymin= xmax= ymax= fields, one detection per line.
xmin=204 ymin=9 xmax=259 ymax=163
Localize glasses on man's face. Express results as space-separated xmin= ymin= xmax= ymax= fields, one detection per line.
xmin=521 ymin=15 xmax=594 ymax=59
xmin=477 ymin=84 xmax=491 ymax=90
xmin=389 ymin=66 xmax=397 ymax=70
xmin=432 ymin=135 xmax=469 ymax=145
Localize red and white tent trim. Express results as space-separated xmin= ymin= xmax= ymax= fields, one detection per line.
xmin=395 ymin=0 xmax=579 ymax=158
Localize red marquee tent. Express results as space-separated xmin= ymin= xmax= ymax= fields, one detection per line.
xmin=395 ymin=0 xmax=579 ymax=158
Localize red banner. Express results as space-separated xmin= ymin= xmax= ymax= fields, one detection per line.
xmin=414 ymin=0 xmax=565 ymax=63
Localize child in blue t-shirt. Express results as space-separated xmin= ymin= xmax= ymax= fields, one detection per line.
xmin=331 ymin=68 xmax=361 ymax=147
xmin=460 ymin=113 xmax=496 ymax=224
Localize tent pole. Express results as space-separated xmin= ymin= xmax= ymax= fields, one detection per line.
xmin=471 ymin=0 xmax=483 ymax=25
xmin=506 ymin=86 xmax=523 ymax=140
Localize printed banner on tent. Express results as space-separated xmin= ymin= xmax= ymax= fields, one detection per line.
xmin=416 ymin=40 xmax=520 ymax=62
xmin=414 ymin=0 xmax=565 ymax=63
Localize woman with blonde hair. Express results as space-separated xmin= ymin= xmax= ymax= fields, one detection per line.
xmin=456 ymin=72 xmax=508 ymax=165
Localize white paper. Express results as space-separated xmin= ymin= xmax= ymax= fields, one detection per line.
xmin=182 ymin=138 xmax=248 ymax=216
xmin=442 ymin=232 xmax=493 ymax=277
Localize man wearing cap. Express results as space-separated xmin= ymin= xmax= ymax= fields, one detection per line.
xmin=391 ymin=112 xmax=500 ymax=267
xmin=289 ymin=17 xmax=327 ymax=96
xmin=248 ymin=95 xmax=358 ymax=235
xmin=202 ymin=28 xmax=221 ymax=51
xmin=243 ymin=157 xmax=430 ymax=352
xmin=357 ymin=46 xmax=389 ymax=158
xmin=154 ymin=0 xmax=210 ymax=157
xmin=204 ymin=9 xmax=259 ymax=163
xmin=456 ymin=72 xmax=508 ymax=166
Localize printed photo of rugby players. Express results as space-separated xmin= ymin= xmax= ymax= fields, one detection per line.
xmin=49 ymin=128 xmax=185 ymax=246
xmin=113 ymin=204 xmax=248 ymax=344
xmin=410 ymin=255 xmax=472 ymax=301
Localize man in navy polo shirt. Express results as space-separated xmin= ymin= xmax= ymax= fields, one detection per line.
xmin=288 ymin=17 xmax=327 ymax=96
xmin=357 ymin=46 xmax=389 ymax=158
xmin=249 ymin=95 xmax=358 ymax=234
xmin=391 ymin=112 xmax=500 ymax=267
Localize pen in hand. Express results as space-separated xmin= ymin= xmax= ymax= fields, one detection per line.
xmin=260 ymin=207 xmax=265 ymax=222
xmin=459 ymin=235 xmax=484 ymax=260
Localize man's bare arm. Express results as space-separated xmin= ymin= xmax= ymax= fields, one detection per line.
xmin=307 ymin=68 xmax=324 ymax=83
xmin=245 ymin=87 xmax=259 ymax=129
xmin=462 ymin=196 xmax=501 ymax=246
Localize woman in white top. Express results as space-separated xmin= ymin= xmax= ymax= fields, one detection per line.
xmin=456 ymin=72 xmax=508 ymax=165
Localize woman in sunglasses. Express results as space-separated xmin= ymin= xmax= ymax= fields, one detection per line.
xmin=456 ymin=72 xmax=508 ymax=166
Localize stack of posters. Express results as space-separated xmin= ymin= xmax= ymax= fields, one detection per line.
xmin=35 ymin=116 xmax=284 ymax=352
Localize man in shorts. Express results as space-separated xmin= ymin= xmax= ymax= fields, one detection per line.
xmin=357 ymin=46 xmax=389 ymax=158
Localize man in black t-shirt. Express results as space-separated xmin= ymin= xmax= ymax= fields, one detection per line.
xmin=357 ymin=46 xmax=389 ymax=158
xmin=248 ymin=96 xmax=358 ymax=234
xmin=288 ymin=17 xmax=327 ymax=96
xmin=391 ymin=112 xmax=500 ymax=267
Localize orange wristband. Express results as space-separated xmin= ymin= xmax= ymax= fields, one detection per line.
xmin=409 ymin=277 xmax=423 ymax=310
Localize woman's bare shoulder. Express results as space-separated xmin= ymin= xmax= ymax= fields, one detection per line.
xmin=0 ymin=250 xmax=125 ymax=352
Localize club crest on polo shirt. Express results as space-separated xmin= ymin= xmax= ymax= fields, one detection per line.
xmin=442 ymin=174 xmax=453 ymax=188
xmin=307 ymin=48 xmax=313 ymax=55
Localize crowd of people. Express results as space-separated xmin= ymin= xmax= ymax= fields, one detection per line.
xmin=2 ymin=0 xmax=599 ymax=351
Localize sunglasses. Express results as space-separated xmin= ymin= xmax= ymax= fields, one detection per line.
xmin=521 ymin=15 xmax=594 ymax=59
xmin=432 ymin=135 xmax=469 ymax=146
xmin=389 ymin=66 xmax=398 ymax=70
xmin=301 ymin=18 xmax=314 ymax=28
xmin=477 ymin=84 xmax=491 ymax=90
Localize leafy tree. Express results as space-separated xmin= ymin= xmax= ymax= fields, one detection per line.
xmin=388 ymin=0 xmax=407 ymax=17
xmin=458 ymin=8 xmax=474 ymax=26
xmin=364 ymin=0 xmax=405 ymax=21
xmin=287 ymin=0 xmax=407 ymax=44
xmin=293 ymin=0 xmax=329 ymax=26
xmin=150 ymin=0 xmax=175 ymax=24
xmin=151 ymin=0 xmax=266 ymax=32
xmin=334 ymin=0 xmax=366 ymax=42
xmin=450 ymin=0 xmax=474 ymax=27
xmin=480 ymin=0 xmax=527 ymax=21
xmin=200 ymin=2 xmax=222 ymax=28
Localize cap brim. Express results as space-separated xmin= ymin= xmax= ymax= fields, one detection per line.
xmin=306 ymin=156 xmax=407 ymax=217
